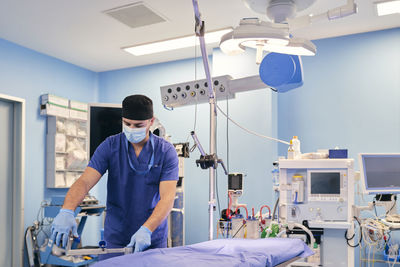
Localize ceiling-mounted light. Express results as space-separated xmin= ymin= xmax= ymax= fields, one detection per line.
xmin=123 ymin=28 xmax=232 ymax=56
xmin=219 ymin=18 xmax=315 ymax=61
xmin=242 ymin=0 xmax=316 ymax=23
xmin=219 ymin=18 xmax=290 ymax=56
xmin=374 ymin=0 xmax=400 ymax=16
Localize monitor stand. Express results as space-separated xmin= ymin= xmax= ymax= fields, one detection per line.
xmin=376 ymin=194 xmax=400 ymax=223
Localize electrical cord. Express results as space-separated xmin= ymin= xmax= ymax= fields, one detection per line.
xmin=386 ymin=197 xmax=397 ymax=215
xmin=193 ymin=38 xmax=199 ymax=135
xmin=388 ymin=242 xmax=398 ymax=267
xmin=372 ymin=198 xmax=378 ymax=217
xmin=186 ymin=37 xmax=199 ymax=144
xmin=372 ymin=245 xmax=376 ymax=267
xmin=386 ymin=232 xmax=392 ymax=244
xmin=215 ymin=104 xmax=289 ymax=145
xmin=226 ymin=95 xmax=230 ymax=211
xmin=345 ymin=216 xmax=362 ymax=248
xmin=34 ymin=201 xmax=52 ymax=239
xmin=361 ymin=218 xmax=389 ymax=251
xmin=226 ymin=95 xmax=230 ymax=175
xmin=215 ymin=171 xmax=221 ymax=217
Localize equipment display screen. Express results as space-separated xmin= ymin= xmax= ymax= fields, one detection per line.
xmin=364 ymin=156 xmax=400 ymax=189
xmin=228 ymin=174 xmax=242 ymax=190
xmin=310 ymin=172 xmax=340 ymax=194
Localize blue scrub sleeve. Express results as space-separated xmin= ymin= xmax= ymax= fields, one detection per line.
xmin=88 ymin=138 xmax=110 ymax=176
xmin=160 ymin=144 xmax=179 ymax=182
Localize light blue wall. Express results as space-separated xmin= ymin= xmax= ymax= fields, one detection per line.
xmin=278 ymin=27 xmax=400 ymax=158
xmin=0 ymin=38 xmax=99 ymax=257
xmin=97 ymin=50 xmax=278 ymax=244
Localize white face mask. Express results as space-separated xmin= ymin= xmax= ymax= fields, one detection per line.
xmin=123 ymin=124 xmax=147 ymax=143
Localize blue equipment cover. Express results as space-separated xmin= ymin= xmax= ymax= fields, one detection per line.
xmin=93 ymin=238 xmax=313 ymax=267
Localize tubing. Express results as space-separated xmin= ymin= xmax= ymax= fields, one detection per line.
xmin=235 ymin=205 xmax=249 ymax=219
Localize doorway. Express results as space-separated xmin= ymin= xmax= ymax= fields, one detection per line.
xmin=0 ymin=94 xmax=25 ymax=267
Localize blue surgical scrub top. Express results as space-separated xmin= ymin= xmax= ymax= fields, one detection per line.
xmin=88 ymin=132 xmax=179 ymax=247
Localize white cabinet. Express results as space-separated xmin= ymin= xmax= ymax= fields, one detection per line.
xmin=46 ymin=116 xmax=88 ymax=188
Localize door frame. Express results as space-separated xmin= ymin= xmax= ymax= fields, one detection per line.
xmin=0 ymin=93 xmax=25 ymax=267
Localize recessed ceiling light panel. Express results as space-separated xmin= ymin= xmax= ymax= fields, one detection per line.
xmin=374 ymin=0 xmax=400 ymax=16
xmin=123 ymin=28 xmax=232 ymax=56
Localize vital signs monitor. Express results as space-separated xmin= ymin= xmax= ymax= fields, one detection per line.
xmin=359 ymin=153 xmax=400 ymax=195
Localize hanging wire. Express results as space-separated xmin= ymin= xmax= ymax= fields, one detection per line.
xmin=215 ymin=96 xmax=221 ymax=217
xmin=226 ymin=96 xmax=230 ymax=174
xmin=193 ymin=39 xmax=198 ymax=133
xmin=216 ymin=104 xmax=289 ymax=145
xmin=186 ymin=36 xmax=199 ymax=144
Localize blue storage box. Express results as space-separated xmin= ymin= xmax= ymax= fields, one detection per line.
xmin=384 ymin=247 xmax=400 ymax=262
xmin=329 ymin=149 xmax=348 ymax=159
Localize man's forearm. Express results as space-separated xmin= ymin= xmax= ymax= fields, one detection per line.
xmin=62 ymin=167 xmax=102 ymax=211
xmin=143 ymin=198 xmax=175 ymax=232
xmin=62 ymin=178 xmax=91 ymax=211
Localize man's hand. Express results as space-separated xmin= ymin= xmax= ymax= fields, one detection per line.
xmin=50 ymin=209 xmax=79 ymax=247
xmin=127 ymin=226 xmax=152 ymax=252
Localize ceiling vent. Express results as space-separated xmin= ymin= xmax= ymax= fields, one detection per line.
xmin=104 ymin=2 xmax=167 ymax=29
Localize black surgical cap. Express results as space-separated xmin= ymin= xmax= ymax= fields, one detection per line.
xmin=122 ymin=94 xmax=153 ymax=120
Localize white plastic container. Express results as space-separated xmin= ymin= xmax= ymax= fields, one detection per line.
xmin=246 ymin=218 xmax=259 ymax=239
xmin=231 ymin=215 xmax=245 ymax=238
xmin=292 ymin=136 xmax=301 ymax=159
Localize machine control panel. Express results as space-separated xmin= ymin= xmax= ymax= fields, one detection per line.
xmin=160 ymin=75 xmax=234 ymax=108
xmin=278 ymin=159 xmax=354 ymax=226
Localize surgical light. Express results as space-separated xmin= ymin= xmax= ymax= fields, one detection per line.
xmin=375 ymin=0 xmax=400 ymax=16
xmin=123 ymin=28 xmax=232 ymax=56
xmin=219 ymin=18 xmax=316 ymax=60
xmin=219 ymin=18 xmax=289 ymax=55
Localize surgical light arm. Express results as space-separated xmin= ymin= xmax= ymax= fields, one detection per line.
xmin=193 ymin=0 xmax=215 ymax=100
xmin=191 ymin=131 xmax=206 ymax=157
xmin=288 ymin=0 xmax=357 ymax=30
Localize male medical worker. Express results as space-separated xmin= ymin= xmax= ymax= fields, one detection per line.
xmin=51 ymin=94 xmax=179 ymax=259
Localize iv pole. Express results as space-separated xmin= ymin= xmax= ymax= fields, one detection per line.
xmin=192 ymin=0 xmax=217 ymax=241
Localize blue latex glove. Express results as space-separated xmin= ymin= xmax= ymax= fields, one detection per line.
xmin=127 ymin=226 xmax=152 ymax=252
xmin=50 ymin=209 xmax=78 ymax=247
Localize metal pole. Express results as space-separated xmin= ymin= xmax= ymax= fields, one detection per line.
xmin=192 ymin=0 xmax=216 ymax=240
xmin=209 ymin=98 xmax=216 ymax=240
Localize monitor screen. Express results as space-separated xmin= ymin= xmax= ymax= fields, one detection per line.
xmin=89 ymin=105 xmax=122 ymax=158
xmin=228 ymin=174 xmax=243 ymax=191
xmin=361 ymin=154 xmax=400 ymax=193
xmin=310 ymin=172 xmax=341 ymax=195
